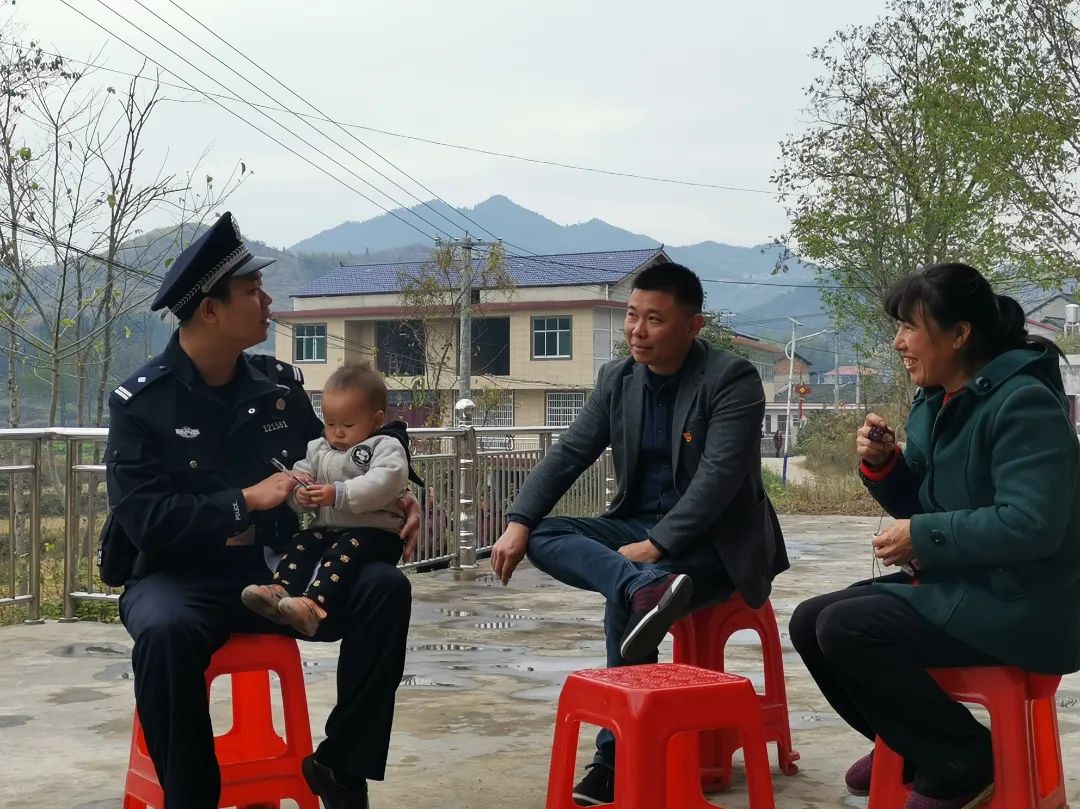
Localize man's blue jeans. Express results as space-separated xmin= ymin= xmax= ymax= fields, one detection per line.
xmin=525 ymin=515 xmax=733 ymax=769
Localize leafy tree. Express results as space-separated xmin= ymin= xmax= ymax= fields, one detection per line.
xmin=397 ymin=240 xmax=512 ymax=426
xmin=774 ymin=0 xmax=1080 ymax=354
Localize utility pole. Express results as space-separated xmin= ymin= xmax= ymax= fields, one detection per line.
xmin=855 ymin=347 xmax=862 ymax=407
xmin=782 ymin=317 xmax=801 ymax=484
xmin=452 ymin=233 xmax=496 ymax=410
xmin=783 ymin=319 xmax=832 ymax=484
xmin=833 ymin=330 xmax=840 ymax=410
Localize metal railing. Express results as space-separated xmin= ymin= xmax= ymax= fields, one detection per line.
xmin=0 ymin=423 xmax=614 ymax=623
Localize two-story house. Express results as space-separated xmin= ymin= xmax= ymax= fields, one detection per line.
xmin=273 ymin=248 xmax=675 ymax=429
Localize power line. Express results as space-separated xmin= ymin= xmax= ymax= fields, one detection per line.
xmin=129 ymin=0 xmax=736 ymax=263
xmin=466 ymin=245 xmax=872 ymax=291
xmin=57 ymin=0 xmax=443 ymax=245
xmin=131 ymin=0 xmax=481 ymax=244
xmin=90 ymin=0 xmax=451 ymax=240
xmin=5 ymin=40 xmax=779 ymax=197
xmin=158 ymin=0 xmax=505 ymax=245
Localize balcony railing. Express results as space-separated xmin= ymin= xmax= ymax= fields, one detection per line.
xmin=0 ymin=425 xmax=614 ymax=623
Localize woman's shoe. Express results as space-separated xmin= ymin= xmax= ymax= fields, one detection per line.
xmin=845 ymin=752 xmax=874 ymax=796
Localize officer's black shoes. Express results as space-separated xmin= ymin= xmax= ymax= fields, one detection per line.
xmin=572 ymin=763 xmax=615 ymax=805
xmin=619 ymin=573 xmax=694 ymax=663
xmin=301 ymin=754 xmax=369 ymax=809
xmin=241 ymin=584 xmax=289 ymax=625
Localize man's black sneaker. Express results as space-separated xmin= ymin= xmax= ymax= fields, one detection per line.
xmin=572 ymin=763 xmax=614 ymax=806
xmin=619 ymin=573 xmax=694 ymax=662
xmin=301 ymin=754 xmax=369 ymax=809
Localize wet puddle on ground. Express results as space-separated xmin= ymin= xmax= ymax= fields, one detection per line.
xmin=49 ymin=643 xmax=131 ymax=659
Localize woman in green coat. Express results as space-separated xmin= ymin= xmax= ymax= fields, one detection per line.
xmin=790 ymin=262 xmax=1080 ymax=809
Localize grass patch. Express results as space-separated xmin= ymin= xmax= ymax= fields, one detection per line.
xmin=776 ymin=472 xmax=881 ymax=516
xmin=1 ymin=528 xmax=119 ymax=627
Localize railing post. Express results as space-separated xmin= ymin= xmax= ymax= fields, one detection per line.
xmin=539 ymin=430 xmax=552 ymax=458
xmin=603 ymin=449 xmax=616 ymax=511
xmin=60 ymin=437 xmax=79 ymax=622
xmin=454 ymin=399 xmax=478 ymax=571
xmin=25 ymin=438 xmax=44 ymax=624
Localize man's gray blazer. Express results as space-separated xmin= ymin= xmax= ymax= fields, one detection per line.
xmin=511 ymin=338 xmax=788 ymax=608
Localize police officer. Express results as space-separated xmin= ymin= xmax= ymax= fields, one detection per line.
xmin=106 ymin=212 xmax=420 ymax=809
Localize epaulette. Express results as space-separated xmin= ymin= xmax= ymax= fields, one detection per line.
xmin=112 ymin=362 xmax=171 ymax=404
xmin=249 ymin=353 xmax=305 ymax=386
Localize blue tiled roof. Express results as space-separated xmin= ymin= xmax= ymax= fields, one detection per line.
xmin=293 ymin=247 xmax=667 ymax=298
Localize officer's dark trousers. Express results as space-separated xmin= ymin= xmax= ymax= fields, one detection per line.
xmin=790 ymin=577 xmax=998 ymax=799
xmin=119 ymin=546 xmax=411 ymax=809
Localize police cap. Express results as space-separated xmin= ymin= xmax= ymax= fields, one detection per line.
xmin=151 ymin=211 xmax=276 ymax=320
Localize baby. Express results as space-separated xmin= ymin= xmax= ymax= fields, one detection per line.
xmin=242 ymin=362 xmax=419 ymax=636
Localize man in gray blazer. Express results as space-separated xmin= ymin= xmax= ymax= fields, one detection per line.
xmin=491 ymin=262 xmax=788 ymax=805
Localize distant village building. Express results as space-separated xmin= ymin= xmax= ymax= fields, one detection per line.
xmin=1025 ymin=292 xmax=1077 ymax=337
xmin=272 ymin=248 xmax=809 ymax=432
xmin=819 ymin=365 xmax=880 ymax=386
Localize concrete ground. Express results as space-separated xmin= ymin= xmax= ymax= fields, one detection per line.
xmin=3 ymin=514 xmax=1079 ymax=809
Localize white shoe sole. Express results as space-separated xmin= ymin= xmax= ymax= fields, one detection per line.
xmin=960 ymin=784 xmax=994 ymax=809
xmin=571 ymin=790 xmax=609 ymax=806
xmin=619 ymin=574 xmax=693 ymax=662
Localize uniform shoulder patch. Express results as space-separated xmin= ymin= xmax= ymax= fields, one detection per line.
xmin=112 ymin=363 xmax=170 ymax=405
xmin=249 ymin=353 xmax=304 ymax=386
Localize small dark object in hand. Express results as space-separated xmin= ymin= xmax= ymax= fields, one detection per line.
xmin=868 ymin=426 xmax=894 ymax=443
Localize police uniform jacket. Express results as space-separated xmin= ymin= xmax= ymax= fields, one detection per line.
xmin=105 ymin=331 xmax=323 ymax=578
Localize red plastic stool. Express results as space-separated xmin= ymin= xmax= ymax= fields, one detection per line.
xmin=672 ymin=595 xmax=799 ymax=790
xmin=122 ymin=633 xmax=318 ymax=809
xmin=545 ymin=664 xmax=776 ymax=809
xmin=868 ymin=667 xmax=1067 ymax=809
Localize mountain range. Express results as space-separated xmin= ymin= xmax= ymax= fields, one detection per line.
xmin=286 ymin=194 xmax=826 ymax=341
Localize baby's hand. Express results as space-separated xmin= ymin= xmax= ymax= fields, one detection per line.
xmin=295 ymin=483 xmax=334 ymax=509
xmin=292 ymin=469 xmax=315 ymax=486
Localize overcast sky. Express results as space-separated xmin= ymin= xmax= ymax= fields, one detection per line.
xmin=13 ymin=0 xmax=887 ymax=250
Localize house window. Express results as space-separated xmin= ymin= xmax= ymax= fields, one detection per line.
xmin=546 ymin=391 xmax=586 ymax=427
xmin=532 ymin=316 xmax=572 ymax=359
xmin=376 ymin=321 xmax=426 ymax=376
xmin=309 ymin=392 xmax=324 ymax=420
xmin=387 ymin=389 xmax=440 ymax=428
xmin=470 ymin=390 xmax=515 ymax=428
xmin=593 ymin=307 xmax=619 ymax=380
xmin=472 ymin=317 xmax=510 ymax=376
xmin=293 ymin=324 xmax=327 ymax=362
xmin=463 ymin=390 xmax=514 ymax=450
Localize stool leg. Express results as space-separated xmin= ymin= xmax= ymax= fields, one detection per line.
xmin=668 ymin=731 xmax=708 ymax=808
xmin=985 ymin=688 xmax=1034 ymax=808
xmin=738 ymin=719 xmax=777 ymax=809
xmin=617 ymin=741 xmax=668 ymax=809
xmin=867 ymin=737 xmax=909 ymax=809
xmin=1031 ymin=693 xmax=1067 ymax=808
xmin=757 ymin=606 xmax=799 ymax=776
xmin=545 ymin=714 xmax=583 ymax=809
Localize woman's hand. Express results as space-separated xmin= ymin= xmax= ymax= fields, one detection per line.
xmin=857 ymin=413 xmax=896 ymax=469
xmin=872 ymin=519 xmax=915 ymax=567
